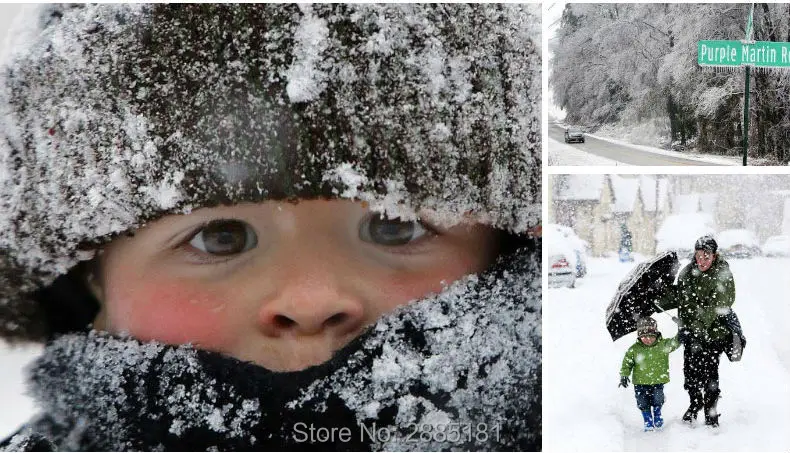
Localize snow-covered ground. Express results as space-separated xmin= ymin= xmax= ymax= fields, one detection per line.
xmin=544 ymin=256 xmax=790 ymax=451
xmin=0 ymin=343 xmax=42 ymax=440
xmin=547 ymin=137 xmax=628 ymax=166
xmin=587 ymin=132 xmax=741 ymax=166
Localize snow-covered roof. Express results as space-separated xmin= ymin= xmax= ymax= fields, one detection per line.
xmin=656 ymin=212 xmax=717 ymax=253
xmin=556 ymin=175 xmax=670 ymax=215
xmin=717 ymin=229 xmax=759 ymax=248
xmin=610 ymin=175 xmax=640 ymax=214
xmin=555 ymin=175 xmax=605 ymax=201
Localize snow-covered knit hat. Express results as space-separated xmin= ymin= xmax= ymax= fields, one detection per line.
xmin=0 ymin=4 xmax=541 ymax=342
xmin=694 ymin=235 xmax=718 ymax=254
xmin=636 ymin=317 xmax=658 ymax=337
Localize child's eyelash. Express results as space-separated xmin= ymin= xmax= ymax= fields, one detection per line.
xmin=170 ymin=219 xmax=248 ymax=265
xmin=177 ymin=244 xmax=237 ymax=265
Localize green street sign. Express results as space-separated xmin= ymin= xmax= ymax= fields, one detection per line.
xmin=698 ymin=40 xmax=790 ymax=68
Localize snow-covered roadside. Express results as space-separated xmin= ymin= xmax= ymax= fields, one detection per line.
xmin=548 ymin=137 xmax=629 ymax=166
xmin=544 ymin=256 xmax=790 ymax=451
xmin=0 ymin=343 xmax=41 ymax=440
xmin=586 ymin=132 xmax=741 ymax=166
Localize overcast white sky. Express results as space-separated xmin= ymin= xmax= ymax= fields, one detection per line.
xmin=1 ymin=4 xmax=25 ymax=64
xmin=0 ymin=4 xmax=22 ymax=32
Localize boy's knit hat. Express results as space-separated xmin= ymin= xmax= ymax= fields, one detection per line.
xmin=636 ymin=316 xmax=658 ymax=337
xmin=694 ymin=235 xmax=718 ymax=254
xmin=0 ymin=4 xmax=541 ymax=342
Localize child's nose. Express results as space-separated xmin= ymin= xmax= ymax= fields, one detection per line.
xmin=256 ymin=267 xmax=366 ymax=338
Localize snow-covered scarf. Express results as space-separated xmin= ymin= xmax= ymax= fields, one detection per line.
xmin=2 ymin=248 xmax=541 ymax=452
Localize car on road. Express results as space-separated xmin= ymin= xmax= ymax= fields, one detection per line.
xmin=546 ymin=232 xmax=577 ymax=288
xmin=718 ymin=229 xmax=762 ymax=259
xmin=547 ymin=223 xmax=589 ymax=278
xmin=762 ymin=235 xmax=790 ymax=257
xmin=564 ymin=128 xmax=585 ymax=144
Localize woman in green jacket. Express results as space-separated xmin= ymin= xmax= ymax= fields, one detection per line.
xmin=619 ymin=317 xmax=681 ymax=431
xmin=657 ymin=235 xmax=736 ymax=427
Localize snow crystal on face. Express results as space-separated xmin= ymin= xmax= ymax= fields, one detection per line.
xmin=285 ymin=6 xmax=329 ymax=103
xmin=289 ymin=247 xmax=541 ymax=450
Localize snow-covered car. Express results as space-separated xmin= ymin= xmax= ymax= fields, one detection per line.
xmin=564 ymin=128 xmax=585 ymax=144
xmin=763 ymin=235 xmax=790 ymax=257
xmin=718 ymin=229 xmax=761 ymax=259
xmin=656 ymin=212 xmax=717 ymax=258
xmin=547 ymin=223 xmax=589 ymax=278
xmin=546 ymin=233 xmax=576 ymax=288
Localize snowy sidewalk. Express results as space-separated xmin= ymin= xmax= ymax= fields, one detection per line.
xmin=544 ymin=257 xmax=790 ymax=451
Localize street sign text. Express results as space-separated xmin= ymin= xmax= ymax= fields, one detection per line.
xmin=698 ymin=40 xmax=790 ymax=68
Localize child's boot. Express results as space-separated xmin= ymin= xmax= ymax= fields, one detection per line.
xmin=641 ymin=410 xmax=654 ymax=431
xmin=652 ymin=406 xmax=664 ymax=428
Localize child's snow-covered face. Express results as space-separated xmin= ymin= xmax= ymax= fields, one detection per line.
xmin=639 ymin=335 xmax=656 ymax=346
xmin=694 ymin=250 xmax=714 ymax=272
xmin=91 ymin=199 xmax=498 ymax=371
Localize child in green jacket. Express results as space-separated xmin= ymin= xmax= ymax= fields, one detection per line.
xmin=619 ymin=317 xmax=681 ymax=431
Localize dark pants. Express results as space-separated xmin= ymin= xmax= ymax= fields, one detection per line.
xmin=634 ymin=384 xmax=665 ymax=411
xmin=683 ymin=338 xmax=725 ymax=412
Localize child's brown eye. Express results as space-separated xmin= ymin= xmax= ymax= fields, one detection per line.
xmin=188 ymin=220 xmax=258 ymax=256
xmin=359 ymin=214 xmax=431 ymax=246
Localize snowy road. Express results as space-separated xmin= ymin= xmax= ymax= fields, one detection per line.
xmin=544 ymin=256 xmax=790 ymax=451
xmin=548 ymin=124 xmax=727 ymax=166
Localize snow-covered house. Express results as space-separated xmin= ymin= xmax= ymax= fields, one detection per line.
xmin=551 ymin=175 xmax=670 ymax=256
xmin=552 ymin=175 xmax=613 ymax=256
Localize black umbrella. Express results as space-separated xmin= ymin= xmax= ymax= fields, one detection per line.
xmin=605 ymin=251 xmax=680 ymax=341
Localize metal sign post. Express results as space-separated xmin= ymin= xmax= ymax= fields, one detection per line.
xmin=743 ymin=65 xmax=750 ymax=166
xmin=743 ymin=5 xmax=753 ymax=166
xmin=697 ymin=4 xmax=790 ymax=165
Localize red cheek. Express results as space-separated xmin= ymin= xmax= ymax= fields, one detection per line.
xmin=106 ymin=278 xmax=233 ymax=350
xmin=374 ymin=262 xmax=474 ymax=312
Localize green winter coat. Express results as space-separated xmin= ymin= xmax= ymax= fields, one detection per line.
xmin=657 ymin=257 xmax=735 ymax=342
xmin=620 ymin=335 xmax=681 ymax=385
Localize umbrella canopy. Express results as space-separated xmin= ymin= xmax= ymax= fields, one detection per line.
xmin=605 ymin=251 xmax=680 ymax=341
